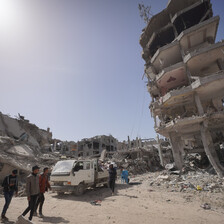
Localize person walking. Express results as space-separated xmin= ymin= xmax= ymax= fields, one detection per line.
xmin=1 ymin=170 xmax=18 ymax=220
xmin=21 ymin=165 xmax=40 ymax=221
xmin=108 ymin=164 xmax=117 ymax=195
xmin=35 ymin=167 xmax=51 ymax=217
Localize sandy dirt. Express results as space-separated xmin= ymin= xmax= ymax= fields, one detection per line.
xmin=1 ymin=173 xmax=224 ymax=224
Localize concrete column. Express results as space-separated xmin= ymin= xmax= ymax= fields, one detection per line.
xmin=156 ymin=134 xmax=164 ymax=167
xmin=194 ymin=92 xmax=204 ymax=115
xmin=53 ymin=139 xmax=57 ymax=152
xmin=169 ymin=132 xmax=184 ymax=170
xmin=217 ymin=59 xmax=224 ymax=70
xmin=136 ymin=137 xmax=139 ymax=148
xmin=193 ymin=93 xmax=224 ymax=177
xmin=153 ymin=113 xmax=157 ymax=128
xmin=127 ymin=136 xmax=131 ymax=149
xmin=139 ymin=138 xmax=142 ymax=148
xmin=200 ymin=122 xmax=224 ymax=178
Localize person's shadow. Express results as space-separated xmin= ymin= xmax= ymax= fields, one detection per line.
xmin=40 ymin=216 xmax=69 ymax=223
xmin=0 ymin=220 xmax=14 ymax=224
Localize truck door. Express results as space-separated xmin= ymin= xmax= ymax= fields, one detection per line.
xmin=73 ymin=161 xmax=94 ymax=185
xmin=83 ymin=161 xmax=95 ymax=184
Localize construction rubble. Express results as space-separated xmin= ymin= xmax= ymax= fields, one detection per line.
xmin=109 ymin=139 xmax=173 ymax=175
xmin=0 ymin=112 xmax=59 ymax=192
xmin=1 ymin=109 xmax=223 ymax=192
xmin=0 ymin=111 xmax=174 ymax=191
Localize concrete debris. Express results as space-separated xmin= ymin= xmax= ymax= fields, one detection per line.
xmin=140 ymin=0 xmax=224 ymax=177
xmin=148 ymin=170 xmax=224 ymax=194
xmin=15 ymin=215 xmax=33 ymax=224
xmin=0 ymin=112 xmax=59 ymax=185
xmin=0 ymin=112 xmax=174 ymax=192
xmin=165 ymin=163 xmax=175 ymax=170
xmin=106 ymin=138 xmax=173 ymax=175
xmin=52 ymin=136 xmax=173 ymax=176
xmin=201 ymin=203 xmax=211 ymax=210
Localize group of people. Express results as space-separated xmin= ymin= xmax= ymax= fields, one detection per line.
xmin=1 ymin=165 xmax=51 ymax=222
xmin=1 ymin=163 xmax=126 ymax=221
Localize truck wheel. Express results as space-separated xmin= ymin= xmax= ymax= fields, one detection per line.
xmin=75 ymin=184 xmax=85 ymax=196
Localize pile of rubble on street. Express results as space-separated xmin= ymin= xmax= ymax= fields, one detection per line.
xmin=110 ymin=148 xmax=163 ymax=175
xmin=148 ymin=169 xmax=224 ymax=194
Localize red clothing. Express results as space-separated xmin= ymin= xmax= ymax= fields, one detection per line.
xmin=39 ymin=174 xmax=50 ymax=193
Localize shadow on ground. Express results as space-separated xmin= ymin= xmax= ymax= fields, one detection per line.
xmin=40 ymin=216 xmax=69 ymax=223
xmin=52 ymin=181 xmax=142 ymax=203
xmin=0 ymin=220 xmax=14 ymax=224
xmin=128 ymin=182 xmax=142 ymax=185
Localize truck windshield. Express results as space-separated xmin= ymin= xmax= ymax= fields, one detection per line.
xmin=52 ymin=160 xmax=75 ymax=175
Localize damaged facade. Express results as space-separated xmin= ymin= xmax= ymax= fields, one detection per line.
xmin=140 ymin=0 xmax=224 ymax=177
xmin=54 ymin=135 xmax=118 ymax=158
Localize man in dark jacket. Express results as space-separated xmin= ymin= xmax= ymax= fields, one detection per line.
xmin=21 ymin=165 xmax=40 ymax=221
xmin=35 ymin=167 xmax=51 ymax=217
xmin=108 ymin=164 xmax=117 ymax=195
xmin=1 ymin=170 xmax=18 ymax=220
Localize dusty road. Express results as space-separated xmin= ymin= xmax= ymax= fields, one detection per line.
xmin=1 ymin=173 xmax=224 ymax=224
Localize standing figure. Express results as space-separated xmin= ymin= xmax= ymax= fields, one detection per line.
xmin=35 ymin=167 xmax=51 ymax=217
xmin=121 ymin=168 xmax=125 ymax=183
xmin=1 ymin=170 xmax=18 ymax=220
xmin=123 ymin=169 xmax=129 ymax=184
xmin=21 ymin=165 xmax=40 ymax=221
xmin=108 ymin=164 xmax=117 ymax=195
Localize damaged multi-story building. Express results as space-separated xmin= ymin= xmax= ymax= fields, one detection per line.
xmin=140 ymin=0 xmax=224 ymax=177
xmin=53 ymin=135 xmax=118 ymax=158
xmin=76 ymin=135 xmax=118 ymax=157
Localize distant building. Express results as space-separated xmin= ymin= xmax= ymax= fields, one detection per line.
xmin=53 ymin=135 xmax=118 ymax=157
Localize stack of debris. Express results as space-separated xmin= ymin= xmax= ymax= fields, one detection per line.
xmin=0 ymin=112 xmax=59 ymax=184
xmin=110 ymin=147 xmax=168 ymax=175
xmin=148 ymin=170 xmax=224 ymax=194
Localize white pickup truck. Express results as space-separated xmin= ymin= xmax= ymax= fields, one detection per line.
xmin=50 ymin=159 xmax=109 ymax=195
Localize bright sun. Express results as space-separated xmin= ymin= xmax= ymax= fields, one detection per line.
xmin=0 ymin=0 xmax=19 ymax=29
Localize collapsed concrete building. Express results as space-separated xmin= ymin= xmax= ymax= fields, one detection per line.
xmin=140 ymin=0 xmax=224 ymax=177
xmin=0 ymin=112 xmax=57 ymax=183
xmin=118 ymin=137 xmax=173 ymax=165
xmin=111 ymin=137 xmax=173 ymax=175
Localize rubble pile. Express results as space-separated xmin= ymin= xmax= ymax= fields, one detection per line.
xmin=111 ymin=147 xmax=164 ymax=175
xmin=148 ymin=170 xmax=224 ymax=194
xmin=0 ymin=112 xmax=59 ymax=184
xmin=122 ymin=158 xmax=159 ymax=175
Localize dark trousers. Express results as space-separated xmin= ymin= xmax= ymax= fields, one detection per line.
xmin=22 ymin=194 xmax=38 ymax=221
xmin=35 ymin=193 xmax=45 ymax=214
xmin=1 ymin=191 xmax=14 ymax=216
xmin=109 ymin=179 xmax=115 ymax=193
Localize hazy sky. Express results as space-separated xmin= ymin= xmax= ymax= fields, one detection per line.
xmin=0 ymin=0 xmax=223 ymax=142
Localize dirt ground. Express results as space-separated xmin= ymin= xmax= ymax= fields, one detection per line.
xmin=1 ymin=173 xmax=224 ymax=224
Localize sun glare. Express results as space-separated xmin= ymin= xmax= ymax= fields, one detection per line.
xmin=0 ymin=0 xmax=19 ymax=29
